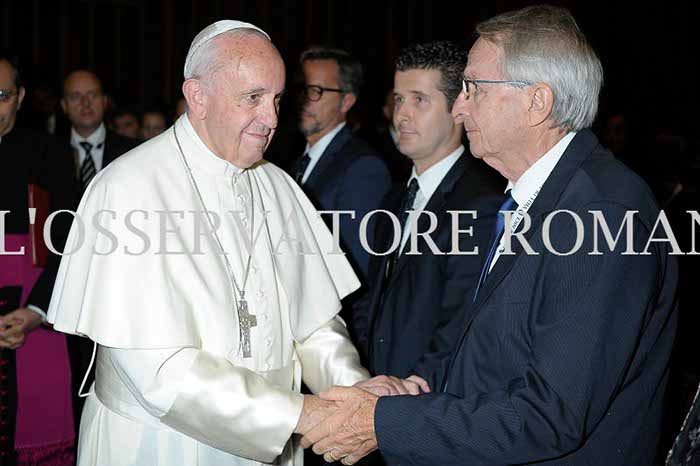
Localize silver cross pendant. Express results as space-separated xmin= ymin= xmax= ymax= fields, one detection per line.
xmin=237 ymin=294 xmax=257 ymax=358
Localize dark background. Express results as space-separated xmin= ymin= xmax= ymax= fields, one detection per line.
xmin=2 ymin=0 xmax=699 ymax=462
xmin=1 ymin=0 xmax=697 ymax=134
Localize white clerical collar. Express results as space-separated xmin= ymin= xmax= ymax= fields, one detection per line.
xmin=507 ymin=132 xmax=576 ymax=206
xmin=304 ymin=121 xmax=346 ymax=163
xmin=71 ymin=123 xmax=106 ymax=148
xmin=408 ymin=145 xmax=464 ymax=202
xmin=179 ymin=113 xmax=244 ymax=176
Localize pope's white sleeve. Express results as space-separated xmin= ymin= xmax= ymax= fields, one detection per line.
xmin=106 ymin=346 xmax=304 ymax=463
xmin=295 ymin=316 xmax=370 ymax=393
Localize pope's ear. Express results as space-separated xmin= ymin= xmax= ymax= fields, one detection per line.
xmin=182 ymin=79 xmax=207 ymax=120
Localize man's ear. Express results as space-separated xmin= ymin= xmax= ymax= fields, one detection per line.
xmin=183 ymin=78 xmax=207 ymax=120
xmin=340 ymin=92 xmax=357 ymax=115
xmin=526 ymin=84 xmax=555 ymax=127
xmin=17 ymin=86 xmax=25 ymax=110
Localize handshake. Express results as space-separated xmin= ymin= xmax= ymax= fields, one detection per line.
xmin=294 ymin=375 xmax=430 ymax=465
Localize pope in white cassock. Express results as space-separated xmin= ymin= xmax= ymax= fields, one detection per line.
xmin=46 ymin=20 xmax=372 ymax=466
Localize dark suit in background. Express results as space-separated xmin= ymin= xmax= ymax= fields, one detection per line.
xmin=354 ymin=155 xmax=502 ymax=377
xmin=375 ymin=130 xmax=679 ymax=466
xmin=292 ymin=126 xmax=391 ymax=296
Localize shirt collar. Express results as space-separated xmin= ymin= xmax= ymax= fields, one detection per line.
xmin=305 ymin=122 xmax=347 ymax=163
xmin=408 ymin=145 xmax=464 ymax=201
xmin=178 ymin=113 xmax=244 ymax=176
xmin=507 ymin=132 xmax=576 ymax=206
xmin=71 ymin=123 xmax=106 ymax=148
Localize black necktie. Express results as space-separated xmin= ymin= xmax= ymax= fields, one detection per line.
xmin=79 ymin=141 xmax=98 ymax=191
xmin=472 ymin=190 xmax=518 ymax=301
xmin=295 ymin=153 xmax=311 ymax=184
xmin=386 ymin=178 xmax=419 ymax=278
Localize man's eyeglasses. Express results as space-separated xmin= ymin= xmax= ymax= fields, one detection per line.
xmin=0 ymin=89 xmax=18 ymax=103
xmin=461 ymin=78 xmax=531 ymax=99
xmin=300 ymin=85 xmax=346 ymax=102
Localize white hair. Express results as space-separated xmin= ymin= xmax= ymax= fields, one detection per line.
xmin=477 ymin=5 xmax=604 ymax=132
xmin=184 ymin=20 xmax=269 ymax=92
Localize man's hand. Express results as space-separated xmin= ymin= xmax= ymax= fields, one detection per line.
xmin=301 ymin=386 xmax=379 ymax=465
xmin=294 ymin=394 xmax=339 ymax=435
xmin=354 ymin=374 xmax=430 ymax=396
xmin=0 ymin=308 xmax=42 ymax=350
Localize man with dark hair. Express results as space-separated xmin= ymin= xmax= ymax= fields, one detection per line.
xmin=141 ymin=107 xmax=167 ymax=140
xmin=291 ymin=46 xmax=391 ymax=326
xmin=302 ymin=6 xmax=678 ymax=465
xmin=0 ymin=50 xmax=79 ymax=465
xmin=112 ymin=107 xmax=141 ymax=139
xmin=353 ymin=40 xmax=502 ymax=383
xmin=60 ymin=70 xmax=138 ymax=194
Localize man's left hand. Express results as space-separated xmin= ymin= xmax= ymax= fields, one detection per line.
xmin=0 ymin=308 xmax=42 ymax=349
xmin=300 ymin=386 xmax=379 ymax=465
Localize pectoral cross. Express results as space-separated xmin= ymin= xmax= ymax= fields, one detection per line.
xmin=237 ymin=293 xmax=257 ymax=358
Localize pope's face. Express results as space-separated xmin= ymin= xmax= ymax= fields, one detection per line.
xmin=0 ymin=59 xmax=25 ymax=138
xmin=201 ymin=35 xmax=285 ymax=168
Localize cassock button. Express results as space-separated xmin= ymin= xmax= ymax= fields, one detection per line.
xmin=238 ymin=195 xmax=245 ymax=204
xmin=251 ymin=267 xmax=257 ymax=274
xmin=257 ymin=290 xmax=264 ymax=298
xmin=261 ymin=314 xmax=269 ymax=323
xmin=266 ymin=337 xmax=273 ymax=348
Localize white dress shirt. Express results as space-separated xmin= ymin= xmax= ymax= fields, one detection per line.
xmin=300 ymin=122 xmax=347 ymax=184
xmin=400 ymin=146 xmax=464 ymax=253
xmin=70 ymin=123 xmax=107 ymax=176
xmin=489 ymin=132 xmax=577 ymax=272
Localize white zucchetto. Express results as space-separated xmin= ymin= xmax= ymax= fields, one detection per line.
xmin=183 ymin=20 xmax=270 ymax=79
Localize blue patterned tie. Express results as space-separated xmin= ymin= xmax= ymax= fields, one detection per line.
xmin=472 ymin=191 xmax=518 ymax=302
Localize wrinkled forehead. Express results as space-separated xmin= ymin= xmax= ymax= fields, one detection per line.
xmin=214 ymin=37 xmax=285 ymax=88
xmin=465 ymin=37 xmax=504 ymax=78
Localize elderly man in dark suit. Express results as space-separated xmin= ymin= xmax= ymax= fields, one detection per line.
xmin=353 ymin=41 xmax=502 ymax=379
xmin=300 ymin=6 xmax=679 ymax=466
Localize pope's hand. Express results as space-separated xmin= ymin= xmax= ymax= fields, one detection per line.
xmin=0 ymin=308 xmax=42 ymax=350
xmin=294 ymin=394 xmax=339 ymax=435
xmin=354 ymin=374 xmax=430 ymax=396
xmin=301 ymin=386 xmax=378 ymax=465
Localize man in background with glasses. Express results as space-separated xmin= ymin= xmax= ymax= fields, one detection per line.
xmin=292 ymin=47 xmax=391 ymax=341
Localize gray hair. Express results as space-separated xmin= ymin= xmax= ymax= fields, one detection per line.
xmin=185 ymin=28 xmax=269 ymax=93
xmin=476 ymin=5 xmax=603 ymax=131
xmin=300 ymin=47 xmax=364 ymax=97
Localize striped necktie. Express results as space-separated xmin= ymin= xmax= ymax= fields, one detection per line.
xmin=79 ymin=141 xmax=99 ymax=191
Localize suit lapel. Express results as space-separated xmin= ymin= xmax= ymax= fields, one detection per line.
xmin=303 ymin=126 xmax=352 ymax=189
xmin=445 ymin=130 xmax=602 ymax=385
xmin=102 ymin=132 xmax=117 ymax=168
xmin=386 ymin=155 xmax=469 ymax=290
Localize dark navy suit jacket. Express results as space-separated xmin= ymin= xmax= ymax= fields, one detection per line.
xmin=293 ymin=126 xmax=391 ymax=285
xmin=354 ymin=154 xmax=503 ymax=377
xmin=374 ymin=130 xmax=679 ymax=465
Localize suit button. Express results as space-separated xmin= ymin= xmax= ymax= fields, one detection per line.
xmin=378 ymin=338 xmax=384 ymax=343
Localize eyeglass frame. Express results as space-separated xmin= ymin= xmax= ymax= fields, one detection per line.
xmin=461 ymin=77 xmax=532 ymax=99
xmin=0 ymin=89 xmax=19 ymax=103
xmin=300 ymin=84 xmax=347 ymax=102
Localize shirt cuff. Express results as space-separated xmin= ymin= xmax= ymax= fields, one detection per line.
xmin=26 ymin=305 xmax=48 ymax=323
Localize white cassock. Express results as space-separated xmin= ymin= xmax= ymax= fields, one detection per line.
xmin=47 ymin=115 xmax=369 ymax=466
